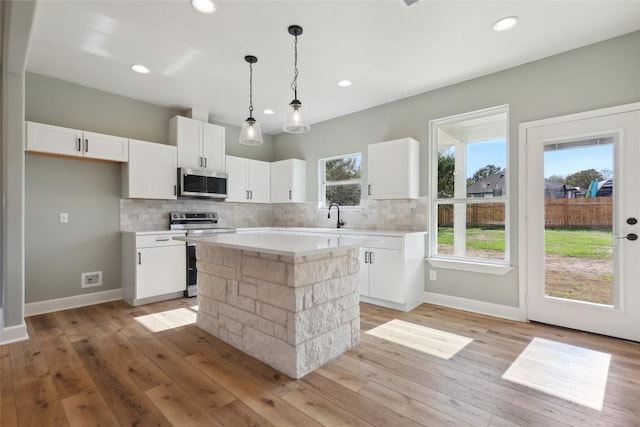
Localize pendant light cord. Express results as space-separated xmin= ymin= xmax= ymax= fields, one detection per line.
xmin=249 ymin=61 xmax=254 ymax=117
xmin=291 ymin=34 xmax=299 ymax=100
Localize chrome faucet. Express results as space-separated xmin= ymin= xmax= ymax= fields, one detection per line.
xmin=327 ymin=203 xmax=345 ymax=228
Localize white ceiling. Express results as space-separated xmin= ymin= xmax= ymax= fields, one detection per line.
xmin=26 ymin=0 xmax=640 ymax=135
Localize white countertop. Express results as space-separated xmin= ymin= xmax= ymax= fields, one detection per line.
xmin=121 ymin=230 xmax=186 ymax=236
xmin=174 ymin=231 xmax=375 ymax=257
xmin=238 ymin=227 xmax=426 ymax=237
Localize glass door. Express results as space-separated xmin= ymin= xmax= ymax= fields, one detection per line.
xmin=524 ymin=110 xmax=640 ymax=341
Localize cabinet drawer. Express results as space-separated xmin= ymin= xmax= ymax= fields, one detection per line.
xmin=342 ymin=234 xmax=403 ymax=250
xmin=136 ymin=234 xmax=185 ymax=248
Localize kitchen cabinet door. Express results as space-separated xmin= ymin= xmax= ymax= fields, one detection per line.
xmin=359 ymin=247 xmax=371 ymax=296
xmin=202 ymin=122 xmax=225 ymax=172
xmin=26 ymin=122 xmax=128 ymax=162
xmin=26 ymin=121 xmax=82 ymax=157
xmin=83 ymin=131 xmax=129 ymax=162
xmin=368 ymin=248 xmax=404 ymax=303
xmin=368 ymin=137 xmax=419 ymax=199
xmin=271 ymin=159 xmax=306 ymax=203
xmin=123 ymin=139 xmax=177 ymax=199
xmin=248 ymin=159 xmax=270 ymax=203
xmin=173 ymin=115 xmax=203 ymax=169
xmin=171 ymin=115 xmax=226 ymax=171
xmin=137 ymin=245 xmax=186 ymax=299
xmin=225 ymin=155 xmax=249 ymax=202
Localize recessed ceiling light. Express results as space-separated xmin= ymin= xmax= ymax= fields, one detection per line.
xmin=264 ymin=109 xmax=275 ymax=115
xmin=493 ymin=16 xmax=519 ymax=32
xmin=337 ymin=80 xmax=352 ymax=87
xmin=192 ymin=0 xmax=216 ymax=14
xmin=130 ymin=64 xmax=150 ymax=74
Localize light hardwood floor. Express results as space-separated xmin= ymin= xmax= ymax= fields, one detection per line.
xmin=1 ymin=298 xmax=639 ymax=426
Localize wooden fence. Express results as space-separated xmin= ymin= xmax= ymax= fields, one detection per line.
xmin=438 ymin=197 xmax=612 ymax=228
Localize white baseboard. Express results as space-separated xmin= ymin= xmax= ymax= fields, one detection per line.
xmin=424 ymin=292 xmax=521 ymax=321
xmin=24 ymin=288 xmax=123 ymax=317
xmin=0 ymin=308 xmax=30 ymax=345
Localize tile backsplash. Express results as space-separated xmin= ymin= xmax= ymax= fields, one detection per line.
xmin=120 ymin=197 xmax=428 ymax=232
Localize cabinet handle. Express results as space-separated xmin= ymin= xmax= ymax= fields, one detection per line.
xmin=250 ymin=190 xmax=253 ymax=200
xmin=199 ymin=157 xmax=203 ymax=167
xmin=138 ymin=252 xmax=142 ymax=265
xmin=76 ymin=138 xmax=81 ymax=151
xmin=174 ymin=185 xmax=177 ymax=196
xmin=368 ymin=184 xmax=371 ymax=196
xmin=84 ymin=139 xmax=88 ymax=152
xmin=370 ymin=251 xmax=375 ymax=264
xmin=204 ymin=157 xmax=207 ymax=168
xmin=289 ymin=190 xmax=292 ymax=200
xmin=364 ymin=251 xmax=369 ymax=263
xmin=156 ymin=238 xmax=170 ymax=242
xmin=246 ymin=190 xmax=249 ymax=200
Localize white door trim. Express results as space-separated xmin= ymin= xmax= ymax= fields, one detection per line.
xmin=518 ymin=102 xmax=640 ymax=325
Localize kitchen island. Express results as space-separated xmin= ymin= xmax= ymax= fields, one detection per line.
xmin=175 ymin=231 xmax=368 ymax=379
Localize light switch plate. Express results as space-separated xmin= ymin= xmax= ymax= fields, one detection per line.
xmin=60 ymin=212 xmax=69 ymax=223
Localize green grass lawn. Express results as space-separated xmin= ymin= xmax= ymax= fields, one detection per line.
xmin=437 ymin=227 xmax=613 ymax=259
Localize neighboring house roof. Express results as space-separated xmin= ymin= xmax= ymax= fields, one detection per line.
xmin=467 ymin=171 xmax=506 ymax=196
xmin=466 ymin=172 xmax=579 ymax=198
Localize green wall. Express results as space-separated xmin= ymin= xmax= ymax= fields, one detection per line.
xmin=24 ymin=73 xmax=275 ymax=304
xmin=273 ymin=31 xmax=640 ymax=307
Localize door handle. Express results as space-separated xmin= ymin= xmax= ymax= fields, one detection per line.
xmin=368 ymin=184 xmax=371 ymax=196
xmin=617 ymin=233 xmax=638 ymax=241
xmin=138 ymin=252 xmax=142 ymax=265
xmin=627 ymin=217 xmax=638 ymax=225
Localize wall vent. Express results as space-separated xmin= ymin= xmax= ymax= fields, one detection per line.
xmin=81 ymin=271 xmax=102 ymax=288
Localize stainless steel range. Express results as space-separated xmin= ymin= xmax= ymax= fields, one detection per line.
xmin=170 ymin=212 xmax=236 ymax=297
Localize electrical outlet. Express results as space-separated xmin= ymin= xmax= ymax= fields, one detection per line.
xmin=60 ymin=212 xmax=69 ymax=223
xmin=81 ymin=271 xmax=102 ymax=288
xmin=429 ymin=270 xmax=437 ymax=281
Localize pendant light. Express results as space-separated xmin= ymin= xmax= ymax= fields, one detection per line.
xmin=239 ymin=55 xmax=263 ymax=145
xmin=283 ymin=25 xmax=310 ymax=133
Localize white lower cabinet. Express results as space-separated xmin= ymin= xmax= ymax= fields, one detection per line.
xmin=271 ymin=228 xmax=426 ymax=311
xmin=121 ymin=232 xmax=186 ymax=306
xmin=344 ymin=232 xmax=426 ymax=311
xmin=361 ymin=247 xmax=404 ymax=303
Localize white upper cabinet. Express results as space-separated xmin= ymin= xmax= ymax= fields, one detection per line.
xmin=122 ymin=139 xmax=177 ymax=200
xmin=169 ymin=115 xmax=225 ymax=171
xmin=26 ymin=121 xmax=128 ymax=162
xmin=226 ymin=155 xmax=270 ymax=203
xmin=367 ymin=137 xmax=419 ymax=199
xmin=271 ymin=159 xmax=306 ymax=203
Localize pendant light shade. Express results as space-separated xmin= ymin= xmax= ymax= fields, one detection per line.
xmin=239 ymin=55 xmax=263 ymax=145
xmin=283 ymin=25 xmax=310 ymax=133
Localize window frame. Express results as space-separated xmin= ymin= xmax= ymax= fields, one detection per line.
xmin=318 ymin=152 xmax=363 ymax=209
xmin=428 ymin=105 xmax=512 ymax=273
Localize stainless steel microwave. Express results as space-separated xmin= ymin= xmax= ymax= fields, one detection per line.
xmin=177 ymin=168 xmax=228 ymax=199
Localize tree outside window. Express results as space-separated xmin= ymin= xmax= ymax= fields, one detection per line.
xmin=319 ymin=154 xmax=362 ymax=207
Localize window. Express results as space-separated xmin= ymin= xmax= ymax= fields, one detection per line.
xmin=319 ymin=153 xmax=362 ymax=208
xmin=430 ymin=105 xmax=509 ymax=265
